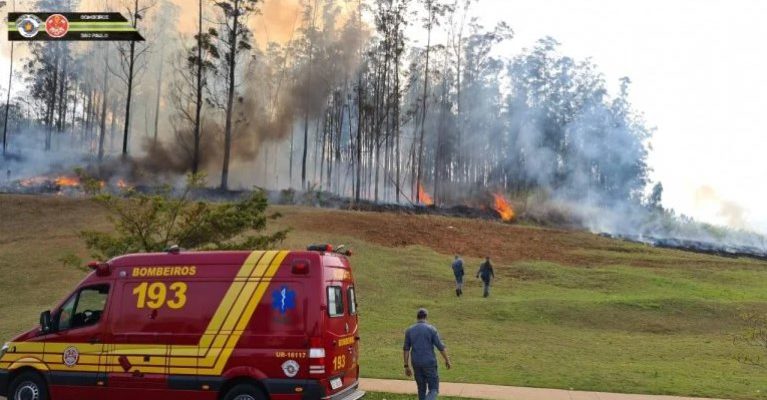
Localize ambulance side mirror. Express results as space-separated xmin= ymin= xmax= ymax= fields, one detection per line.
xmin=40 ymin=311 xmax=52 ymax=334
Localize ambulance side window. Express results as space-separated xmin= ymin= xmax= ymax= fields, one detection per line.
xmin=327 ymin=286 xmax=344 ymax=317
xmin=56 ymin=285 xmax=110 ymax=331
xmin=348 ymin=287 xmax=357 ymax=315
xmin=57 ymin=294 xmax=78 ymax=331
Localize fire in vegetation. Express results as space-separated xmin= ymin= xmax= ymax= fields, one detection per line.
xmin=492 ymin=193 xmax=515 ymax=222
xmin=418 ymin=184 xmax=434 ymax=206
xmin=117 ymin=179 xmax=130 ymax=190
xmin=5 ymin=174 xmax=114 ymax=194
xmin=54 ymin=176 xmax=80 ymax=187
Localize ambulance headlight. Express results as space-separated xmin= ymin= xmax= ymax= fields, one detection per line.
xmin=0 ymin=342 xmax=8 ymax=358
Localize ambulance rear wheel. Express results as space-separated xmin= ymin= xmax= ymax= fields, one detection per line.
xmin=9 ymin=371 xmax=49 ymax=400
xmin=222 ymin=383 xmax=266 ymax=400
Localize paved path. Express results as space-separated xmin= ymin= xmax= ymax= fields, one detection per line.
xmin=360 ymin=378 xmax=725 ymax=400
xmin=0 ymin=380 xmax=725 ymax=400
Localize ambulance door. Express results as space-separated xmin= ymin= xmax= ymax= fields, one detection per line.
xmin=103 ymin=279 xmax=170 ymax=400
xmin=44 ymin=284 xmax=110 ymax=400
xmin=166 ymin=276 xmax=231 ymax=400
xmin=165 ymin=272 xmax=243 ymax=399
xmin=324 ymin=267 xmax=359 ymax=394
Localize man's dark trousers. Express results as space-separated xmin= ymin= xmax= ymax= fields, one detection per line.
xmin=482 ymin=278 xmax=491 ymax=297
xmin=413 ymin=365 xmax=440 ymax=400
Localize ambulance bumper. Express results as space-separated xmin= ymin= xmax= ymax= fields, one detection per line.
xmin=0 ymin=369 xmax=8 ymax=397
xmin=262 ymin=379 xmax=364 ymax=400
xmin=263 ymin=379 xmax=324 ymax=398
xmin=326 ymin=382 xmax=365 ymax=400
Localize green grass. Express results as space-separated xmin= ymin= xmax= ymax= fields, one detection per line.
xmin=341 ymin=242 xmax=767 ymax=399
xmin=281 ymin=217 xmax=767 ymax=399
xmin=2 ymin=195 xmax=767 ymax=399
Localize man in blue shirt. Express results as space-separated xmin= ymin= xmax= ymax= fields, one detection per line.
xmin=451 ymin=255 xmax=465 ymax=297
xmin=403 ymin=308 xmax=452 ymax=400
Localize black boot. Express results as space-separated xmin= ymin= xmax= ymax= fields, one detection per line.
xmin=458 ymin=288 xmax=463 ymax=296
xmin=456 ymin=289 xmax=460 ymax=297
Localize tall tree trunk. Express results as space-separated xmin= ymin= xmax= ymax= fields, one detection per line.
xmin=1 ymin=0 xmax=16 ymax=155
xmin=57 ymin=47 xmax=68 ymax=132
xmin=71 ymin=84 xmax=78 ymax=133
xmin=109 ymin=99 xmax=118 ymax=152
xmin=46 ymin=45 xmax=61 ymax=151
xmin=153 ymin=36 xmax=166 ymax=147
xmin=263 ymin=144 xmax=269 ymax=187
xmin=289 ymin=128 xmax=294 ymax=187
xmin=455 ymin=33 xmax=463 ymax=185
xmin=220 ymin=0 xmax=240 ymax=191
xmin=301 ymin=4 xmax=316 ymax=191
xmin=84 ymin=86 xmax=93 ymax=141
xmin=416 ymin=3 xmax=433 ymax=203
xmin=334 ymin=100 xmax=343 ymax=195
xmin=434 ymin=40 xmax=451 ymax=202
xmin=98 ymin=44 xmax=110 ymax=161
xmin=355 ymin=75 xmax=362 ymax=203
xmin=192 ymin=0 xmax=203 ymax=174
xmin=122 ymin=0 xmax=139 ymax=157
xmin=394 ymin=45 xmax=401 ymax=203
xmin=320 ymin=114 xmax=327 ymax=190
xmin=2 ymin=37 xmax=14 ymax=156
xmin=301 ymin=113 xmax=309 ymax=190
xmin=354 ymin=0 xmax=363 ymax=203
xmin=88 ymin=88 xmax=97 ymax=146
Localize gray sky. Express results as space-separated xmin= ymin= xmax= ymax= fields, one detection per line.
xmin=1 ymin=0 xmax=766 ymax=234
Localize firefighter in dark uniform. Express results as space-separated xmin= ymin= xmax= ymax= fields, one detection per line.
xmin=476 ymin=256 xmax=495 ymax=298
xmin=451 ymin=255 xmax=465 ymax=297
xmin=403 ymin=308 xmax=452 ymax=400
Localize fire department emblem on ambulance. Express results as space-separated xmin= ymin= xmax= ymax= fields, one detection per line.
xmin=281 ymin=360 xmax=299 ymax=377
xmin=62 ymin=346 xmax=79 ymax=367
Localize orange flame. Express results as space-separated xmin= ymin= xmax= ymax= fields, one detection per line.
xmin=116 ymin=179 xmax=129 ymax=189
xmin=55 ymin=176 xmax=80 ymax=187
xmin=492 ymin=193 xmax=515 ymax=222
xmin=418 ymin=183 xmax=434 ymax=206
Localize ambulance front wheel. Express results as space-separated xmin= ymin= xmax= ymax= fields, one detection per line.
xmin=222 ymin=383 xmax=267 ymax=400
xmin=8 ymin=371 xmax=49 ymax=400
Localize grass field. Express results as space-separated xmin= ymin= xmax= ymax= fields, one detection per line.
xmin=1 ymin=194 xmax=767 ymax=399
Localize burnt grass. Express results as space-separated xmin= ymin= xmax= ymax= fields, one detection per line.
xmin=276 ymin=205 xmax=767 ymax=270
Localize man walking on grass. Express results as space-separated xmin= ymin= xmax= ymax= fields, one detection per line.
xmin=477 ymin=256 xmax=495 ymax=298
xmin=451 ymin=255 xmax=465 ymax=297
xmin=404 ymin=308 xmax=452 ymax=400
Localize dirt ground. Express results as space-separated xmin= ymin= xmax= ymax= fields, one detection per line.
xmin=275 ymin=206 xmax=762 ymax=269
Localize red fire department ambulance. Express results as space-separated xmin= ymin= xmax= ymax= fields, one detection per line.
xmin=0 ymin=245 xmax=365 ymax=400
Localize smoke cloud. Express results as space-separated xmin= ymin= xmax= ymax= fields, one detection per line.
xmin=695 ymin=185 xmax=749 ymax=230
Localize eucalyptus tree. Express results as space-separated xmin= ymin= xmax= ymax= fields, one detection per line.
xmin=211 ymin=0 xmax=261 ymax=190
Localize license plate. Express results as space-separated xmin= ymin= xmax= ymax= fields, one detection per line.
xmin=330 ymin=377 xmax=343 ymax=390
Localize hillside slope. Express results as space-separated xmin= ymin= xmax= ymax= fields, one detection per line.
xmin=1 ymin=194 xmax=766 ymax=399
